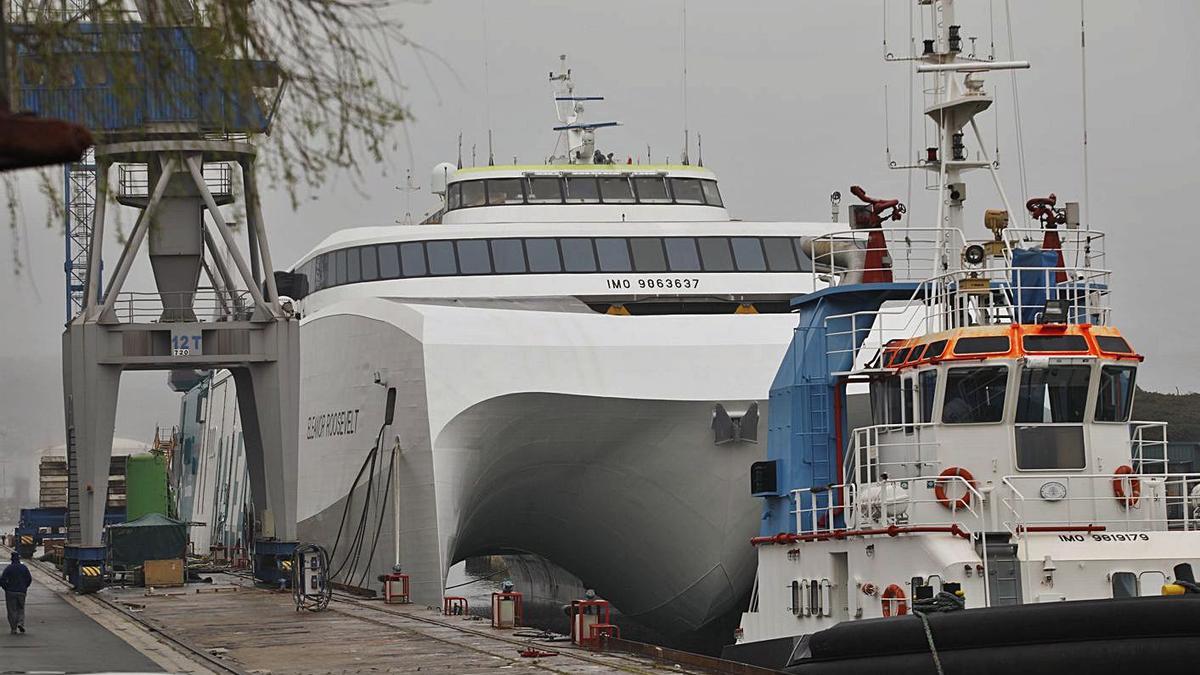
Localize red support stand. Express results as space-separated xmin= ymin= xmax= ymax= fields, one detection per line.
xmin=443 ymin=595 xmax=469 ymax=616
xmin=570 ymin=598 xmax=613 ymax=647
xmin=491 ymin=591 xmax=523 ymax=628
xmin=384 ymin=573 xmax=411 ymax=604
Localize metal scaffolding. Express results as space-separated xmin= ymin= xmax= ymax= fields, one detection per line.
xmin=64 ymin=149 xmax=97 ymax=320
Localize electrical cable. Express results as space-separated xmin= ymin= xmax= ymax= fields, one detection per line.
xmin=356 ymin=439 xmax=397 ymax=589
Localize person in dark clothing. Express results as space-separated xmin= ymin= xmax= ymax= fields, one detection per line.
xmin=1 ymin=551 xmax=33 ymax=634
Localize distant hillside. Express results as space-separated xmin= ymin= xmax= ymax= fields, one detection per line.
xmin=1136 ymin=389 xmax=1200 ymax=442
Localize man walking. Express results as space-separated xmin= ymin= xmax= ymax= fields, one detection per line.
xmin=1 ymin=551 xmax=33 ymax=634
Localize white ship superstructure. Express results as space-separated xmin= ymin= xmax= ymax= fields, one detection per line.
xmin=283 ymin=58 xmax=833 ymax=634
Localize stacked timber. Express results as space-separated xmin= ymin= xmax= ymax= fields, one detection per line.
xmin=39 ymin=455 xmax=130 ymax=510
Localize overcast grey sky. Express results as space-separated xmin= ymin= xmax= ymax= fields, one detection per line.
xmin=1 ymin=0 xmax=1198 ymax=464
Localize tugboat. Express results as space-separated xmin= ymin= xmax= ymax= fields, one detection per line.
xmin=724 ymin=1 xmax=1200 ymax=671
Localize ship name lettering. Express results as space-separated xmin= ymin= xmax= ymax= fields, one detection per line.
xmin=305 ymin=408 xmax=361 ymax=439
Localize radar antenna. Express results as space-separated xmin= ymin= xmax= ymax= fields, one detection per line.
xmin=548 ymin=55 xmax=619 ymax=165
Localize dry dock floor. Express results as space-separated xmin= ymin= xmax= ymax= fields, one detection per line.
xmin=5 ymin=549 xmax=730 ymax=674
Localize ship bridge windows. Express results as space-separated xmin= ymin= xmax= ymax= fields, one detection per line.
xmin=443 ymin=175 xmax=724 ymax=210
xmin=1015 ymin=364 xmax=1089 ymax=470
xmin=1096 ymin=365 xmax=1137 ymax=423
xmin=942 ymin=365 xmax=1009 ymax=424
xmin=296 ymin=235 xmax=816 ymax=293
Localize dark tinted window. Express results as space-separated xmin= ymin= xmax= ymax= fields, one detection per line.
xmin=599 ymin=177 xmax=635 ymax=203
xmin=565 ymin=176 xmax=599 ymax=203
xmin=361 ymin=246 xmax=378 ymax=281
xmin=943 ymin=366 xmax=1008 ymax=424
xmin=461 ymin=180 xmax=486 ymax=207
xmin=347 ymin=247 xmax=361 ymax=283
xmin=664 ymin=237 xmax=701 ymax=271
xmin=426 ymin=240 xmax=457 ymax=275
xmin=1023 ymin=334 xmax=1088 ymax=352
xmin=670 ymin=178 xmax=704 ymax=204
xmin=1112 ymin=572 xmax=1138 ymax=599
xmin=334 ymin=249 xmax=347 ymax=285
xmin=701 ymin=180 xmax=723 ymax=206
xmin=633 ymin=177 xmax=670 ymax=203
xmin=379 ymin=244 xmax=400 ymax=279
xmin=486 ymin=178 xmax=524 ymax=205
xmin=953 ymin=336 xmax=1011 ymax=355
xmin=320 ymin=253 xmax=332 ymax=288
xmin=793 ymin=238 xmax=814 ymax=271
xmin=1096 ymin=365 xmax=1137 ymax=422
xmin=732 ymin=237 xmax=766 ymax=271
xmin=630 ymin=238 xmax=667 ymax=272
xmin=400 ymin=242 xmax=426 ymax=277
xmin=698 ymin=238 xmax=734 ymax=271
xmin=763 ymin=237 xmax=799 ymax=272
xmin=447 ymin=183 xmax=462 ymax=210
xmin=561 ymin=238 xmax=597 ymax=272
xmin=906 ymin=344 xmax=927 ymax=363
xmin=491 ymin=239 xmax=526 ymax=274
xmin=1016 ymin=365 xmax=1090 ymax=424
xmin=889 ymin=348 xmax=911 ymax=367
xmin=919 ymin=370 xmax=938 ymax=423
xmin=526 ymin=238 xmax=562 ymax=273
xmin=596 ymin=238 xmax=632 ymax=272
xmin=456 ymin=239 xmax=491 ymax=274
xmin=1096 ymin=336 xmax=1133 ymax=354
xmin=527 ymin=177 xmax=563 ymax=204
xmin=925 ymin=339 xmax=948 ymax=359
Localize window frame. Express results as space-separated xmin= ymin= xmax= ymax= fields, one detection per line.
xmin=941 ymin=364 xmax=1011 ymax=425
xmin=1094 ymin=364 xmax=1138 ymax=424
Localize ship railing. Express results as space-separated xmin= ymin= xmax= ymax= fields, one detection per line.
xmin=791 ymin=473 xmax=985 ymax=538
xmin=105 ymin=289 xmax=255 ymax=323
xmin=1131 ymin=421 xmax=1170 ymax=471
xmin=822 ymin=261 xmax=1113 ymax=374
xmin=999 ymin=471 xmax=1200 ymax=537
xmin=843 ymin=423 xmax=942 ymax=486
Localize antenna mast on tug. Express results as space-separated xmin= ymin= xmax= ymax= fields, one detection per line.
xmin=908 ymin=0 xmax=1028 ymax=290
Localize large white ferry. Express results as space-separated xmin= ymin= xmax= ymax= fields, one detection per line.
xmin=278 ymin=58 xmax=833 ymax=636
xmin=725 ymin=1 xmax=1200 ymax=671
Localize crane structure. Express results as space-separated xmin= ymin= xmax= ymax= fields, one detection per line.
xmin=10 ymin=0 xmax=301 ymax=589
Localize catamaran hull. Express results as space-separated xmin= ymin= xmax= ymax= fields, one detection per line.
xmin=296 ymin=298 xmax=796 ymax=635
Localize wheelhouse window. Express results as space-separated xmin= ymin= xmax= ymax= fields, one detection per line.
xmin=670 ymin=177 xmax=705 ymax=204
xmin=526 ymin=177 xmax=563 ymax=204
xmin=919 ymin=370 xmax=938 ymax=423
xmin=633 ymin=176 xmax=670 ymax=203
xmin=701 ymin=180 xmax=723 ymax=207
xmin=460 ymin=180 xmax=486 ymax=207
xmin=565 ymin=176 xmax=600 ymax=203
xmin=447 ymin=182 xmax=462 ymax=210
xmin=1096 ymin=365 xmax=1137 ymax=422
xmin=1096 ymin=335 xmax=1134 ymax=355
xmin=347 ymin=247 xmax=361 ymax=283
xmin=334 ymin=249 xmax=347 ymax=285
xmin=599 ymin=176 xmax=635 ymax=203
xmin=943 ymin=366 xmax=1008 ymax=424
xmin=1016 ymin=365 xmax=1090 ymax=424
xmin=953 ymin=335 xmax=1011 ymax=355
xmin=870 ymin=374 xmax=903 ymax=426
xmin=486 ymin=178 xmax=524 ymax=205
xmin=1023 ymin=334 xmax=1088 ymax=353
xmin=1014 ymin=364 xmax=1089 ymax=470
